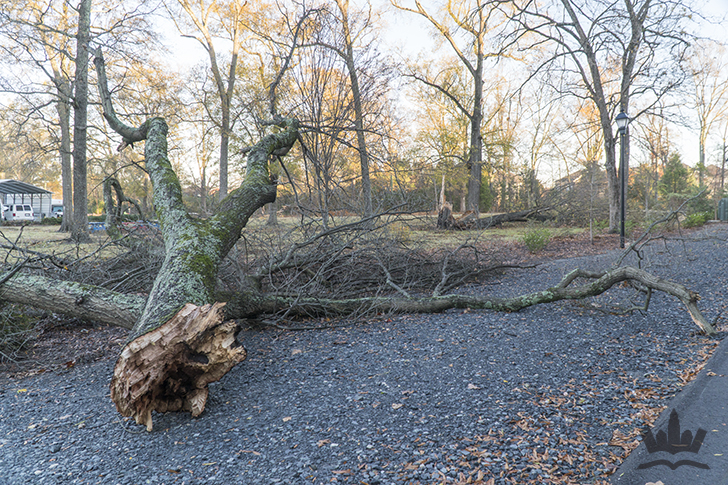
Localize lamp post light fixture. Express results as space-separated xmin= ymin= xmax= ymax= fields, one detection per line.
xmin=615 ymin=110 xmax=629 ymax=248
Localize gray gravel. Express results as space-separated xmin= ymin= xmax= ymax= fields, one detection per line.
xmin=2 ymin=224 xmax=728 ymax=484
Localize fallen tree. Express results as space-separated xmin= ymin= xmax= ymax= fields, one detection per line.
xmin=0 ymin=51 xmax=717 ymax=432
xmin=0 ymin=265 xmax=714 ymax=337
xmin=437 ymin=205 xmax=550 ymax=230
xmin=97 ymin=49 xmax=297 ymax=431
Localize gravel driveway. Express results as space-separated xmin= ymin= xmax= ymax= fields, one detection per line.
xmin=1 ymin=224 xmax=727 ymax=485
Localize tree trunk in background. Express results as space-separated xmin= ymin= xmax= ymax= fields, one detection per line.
xmin=56 ymin=80 xmax=73 ymax=232
xmin=334 ymin=0 xmax=373 ymax=219
xmin=71 ymin=0 xmax=91 ymax=242
xmin=266 ymin=201 xmax=278 ymax=226
xmin=466 ymin=49 xmax=483 ymax=217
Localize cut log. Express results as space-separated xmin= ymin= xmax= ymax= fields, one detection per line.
xmin=109 ymin=302 xmax=245 ymax=431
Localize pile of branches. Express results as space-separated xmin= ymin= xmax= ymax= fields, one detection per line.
xmin=0 ymin=200 xmax=719 ymax=338
xmin=220 ymin=216 xmax=519 ymax=320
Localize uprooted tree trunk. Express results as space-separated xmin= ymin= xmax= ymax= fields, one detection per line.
xmin=90 ymin=50 xmax=298 ymax=431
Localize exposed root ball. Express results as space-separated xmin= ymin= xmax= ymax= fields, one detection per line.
xmin=110 ymin=302 xmax=246 ymax=431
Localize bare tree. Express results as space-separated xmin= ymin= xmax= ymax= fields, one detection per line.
xmin=636 ymin=110 xmax=672 ymax=213
xmin=685 ymin=39 xmax=728 ymax=187
xmin=393 ymin=0 xmax=512 ymax=217
xmin=165 ymin=0 xmax=254 ymax=201
xmin=0 ymin=0 xmax=157 ymax=232
xmin=512 ymin=0 xmax=692 ymax=232
xmin=70 ymin=0 xmax=92 ymax=242
xmin=0 ymin=1 xmax=77 ymax=230
xmin=317 ymin=0 xmax=377 ymax=218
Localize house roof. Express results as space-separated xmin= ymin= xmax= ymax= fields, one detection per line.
xmin=0 ymin=179 xmax=52 ymax=195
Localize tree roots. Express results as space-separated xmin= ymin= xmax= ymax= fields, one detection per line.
xmin=109 ymin=303 xmax=245 ymax=431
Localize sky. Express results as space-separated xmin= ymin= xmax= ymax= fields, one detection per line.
xmin=158 ymin=0 xmax=728 ymax=176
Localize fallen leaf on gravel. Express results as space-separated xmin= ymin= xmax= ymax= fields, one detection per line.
xmin=167 ymin=469 xmax=181 ymax=474
xmin=16 ymin=389 xmax=27 ymax=393
xmin=291 ymin=349 xmax=302 ymax=356
xmin=609 ymin=428 xmax=640 ymax=452
xmin=467 ymin=383 xmax=480 ymax=390
xmin=317 ymin=439 xmax=331 ymax=447
xmin=282 ymin=416 xmax=292 ymax=422
xmin=392 ymin=403 xmax=404 ymax=410
xmin=332 ymin=469 xmax=352 ymax=474
xmin=645 ymin=482 xmax=664 ymax=485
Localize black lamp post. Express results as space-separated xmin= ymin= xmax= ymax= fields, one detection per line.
xmin=615 ymin=110 xmax=629 ymax=248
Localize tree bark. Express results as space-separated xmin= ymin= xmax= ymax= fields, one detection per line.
xmin=0 ymin=262 xmax=715 ymax=337
xmin=71 ymin=0 xmax=91 ymax=243
xmin=467 ymin=44 xmax=484 ymax=217
xmin=55 ymin=79 xmax=73 ymax=233
xmin=0 ymin=273 xmax=143 ymax=329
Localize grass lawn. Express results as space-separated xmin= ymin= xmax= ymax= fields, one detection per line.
xmin=244 ymin=211 xmax=588 ymax=250
xmin=0 ymin=223 xmax=125 ymax=261
xmin=0 ymin=214 xmax=592 ymax=262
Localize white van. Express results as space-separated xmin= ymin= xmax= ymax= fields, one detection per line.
xmin=4 ymin=204 xmax=34 ymax=222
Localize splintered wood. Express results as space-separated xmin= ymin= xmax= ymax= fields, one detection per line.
xmin=109 ymin=302 xmax=246 ymax=431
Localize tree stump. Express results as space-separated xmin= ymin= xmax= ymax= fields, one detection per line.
xmin=109 ymin=302 xmax=246 ymax=431
xmin=436 ymin=203 xmax=455 ymax=229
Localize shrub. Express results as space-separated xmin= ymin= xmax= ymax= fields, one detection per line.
xmin=682 ymin=211 xmax=711 ymax=229
xmin=625 ymin=219 xmax=641 ymax=236
xmin=593 ymin=219 xmax=609 ymax=233
xmin=521 ymin=227 xmax=551 ymax=253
